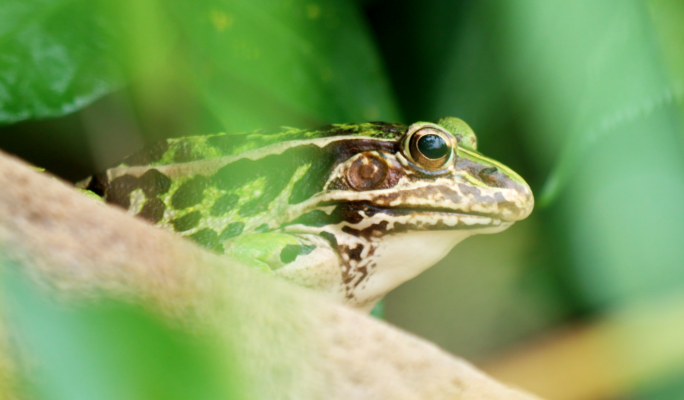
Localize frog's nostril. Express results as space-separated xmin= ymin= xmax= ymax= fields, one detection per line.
xmin=479 ymin=167 xmax=500 ymax=185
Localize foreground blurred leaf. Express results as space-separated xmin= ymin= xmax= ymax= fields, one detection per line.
xmin=1 ymin=263 xmax=240 ymax=400
xmin=0 ymin=0 xmax=398 ymax=129
xmin=0 ymin=0 xmax=124 ymax=124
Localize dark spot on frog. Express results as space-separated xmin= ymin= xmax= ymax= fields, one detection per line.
xmin=343 ymin=221 xmax=390 ymax=241
xmin=255 ymin=223 xmax=269 ymax=232
xmin=287 ymin=147 xmax=336 ymax=205
xmin=238 ymin=198 xmax=270 ymax=217
xmin=171 ymin=176 xmax=209 ymax=210
xmin=288 ymin=205 xmax=350 ymax=227
xmin=189 ymin=228 xmax=219 ymax=249
xmin=138 ymin=198 xmax=165 ymax=223
xmin=139 ymin=169 xmax=171 ymax=197
xmin=173 ymin=141 xmax=198 ymax=163
xmin=220 ymin=222 xmax=244 ymax=240
xmin=210 ymin=193 xmax=239 ymax=216
xmin=346 ymin=244 xmax=364 ymax=261
xmin=171 ymin=211 xmax=201 ymax=232
xmin=107 ymin=174 xmax=139 ymax=209
xmin=122 ymin=140 xmax=169 ymax=166
xmin=279 ymin=243 xmax=316 ymax=264
xmin=319 ymin=231 xmax=338 ymax=247
xmin=340 ymin=203 xmax=368 ymax=224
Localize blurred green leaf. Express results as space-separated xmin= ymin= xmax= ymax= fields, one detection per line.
xmin=1 ymin=263 xmax=240 ymax=400
xmin=165 ymin=0 xmax=399 ymax=131
xmin=0 ymin=0 xmax=125 ymax=124
xmin=0 ymin=0 xmax=399 ymax=129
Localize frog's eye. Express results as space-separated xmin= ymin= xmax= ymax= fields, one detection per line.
xmin=403 ymin=125 xmax=456 ymax=171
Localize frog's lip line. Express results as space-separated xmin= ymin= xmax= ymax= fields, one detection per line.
xmin=313 ymin=200 xmax=519 ymax=224
xmin=362 ymin=205 xmax=518 ymax=224
xmin=348 ymin=208 xmax=513 ymax=232
xmin=376 ymin=209 xmax=507 ymax=227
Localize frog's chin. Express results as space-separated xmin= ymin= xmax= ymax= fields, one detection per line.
xmin=353 ymin=222 xmax=514 ymax=312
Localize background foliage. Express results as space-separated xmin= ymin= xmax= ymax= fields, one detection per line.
xmin=2 ymin=0 xmax=684 ymax=399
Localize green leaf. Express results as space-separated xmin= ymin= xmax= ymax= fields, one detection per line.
xmin=0 ymin=0 xmax=125 ymax=124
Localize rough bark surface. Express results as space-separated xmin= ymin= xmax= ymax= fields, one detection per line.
xmin=0 ymin=150 xmax=542 ymax=400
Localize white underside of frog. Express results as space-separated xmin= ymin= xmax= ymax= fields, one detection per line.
xmin=275 ymin=215 xmax=512 ymax=312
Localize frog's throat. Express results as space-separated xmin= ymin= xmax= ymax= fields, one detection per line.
xmin=338 ymin=224 xmax=513 ymax=312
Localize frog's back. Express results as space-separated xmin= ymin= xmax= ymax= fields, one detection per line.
xmin=119 ymin=122 xmax=408 ymax=168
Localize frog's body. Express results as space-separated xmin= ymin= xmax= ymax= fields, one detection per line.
xmin=79 ymin=118 xmax=533 ymax=312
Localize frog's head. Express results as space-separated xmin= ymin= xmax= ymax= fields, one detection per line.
xmin=287 ymin=117 xmax=534 ymax=309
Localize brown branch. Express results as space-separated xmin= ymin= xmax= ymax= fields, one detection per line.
xmin=0 ymin=150 xmax=542 ymax=400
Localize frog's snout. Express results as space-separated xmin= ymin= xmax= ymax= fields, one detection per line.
xmin=468 ymin=164 xmax=534 ymax=222
xmin=498 ymin=174 xmax=534 ymax=222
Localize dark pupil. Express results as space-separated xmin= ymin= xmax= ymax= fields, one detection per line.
xmin=417 ymin=134 xmax=449 ymax=159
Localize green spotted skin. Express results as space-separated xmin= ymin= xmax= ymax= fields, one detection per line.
xmin=85 ymin=122 xmax=408 ymax=249
xmin=80 ymin=118 xmax=534 ymax=311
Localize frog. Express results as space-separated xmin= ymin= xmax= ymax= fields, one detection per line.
xmin=78 ymin=117 xmax=534 ymax=312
